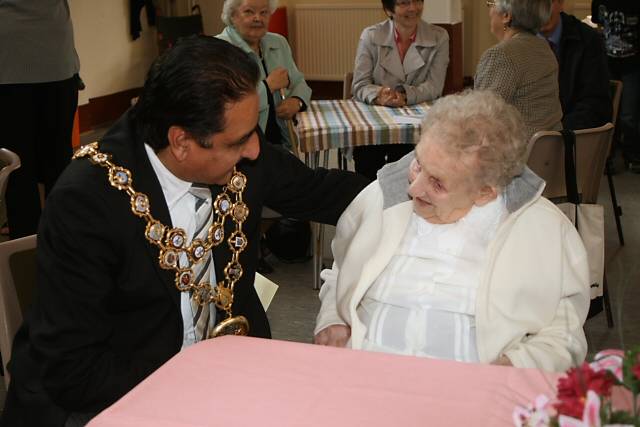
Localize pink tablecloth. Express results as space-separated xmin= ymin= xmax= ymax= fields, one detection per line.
xmin=88 ymin=336 xmax=558 ymax=427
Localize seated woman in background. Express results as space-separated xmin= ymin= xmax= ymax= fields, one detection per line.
xmin=217 ymin=0 xmax=311 ymax=147
xmin=313 ymin=90 xmax=590 ymax=372
xmin=351 ymin=0 xmax=449 ymax=181
xmin=475 ymin=0 xmax=562 ymax=141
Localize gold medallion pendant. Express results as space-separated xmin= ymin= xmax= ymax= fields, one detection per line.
xmin=209 ymin=315 xmax=249 ymax=338
xmin=74 ymin=142 xmax=251 ymax=338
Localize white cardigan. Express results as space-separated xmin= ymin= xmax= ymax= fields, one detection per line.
xmin=315 ymin=156 xmax=590 ymax=372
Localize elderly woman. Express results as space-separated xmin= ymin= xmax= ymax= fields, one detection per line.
xmin=314 ymin=90 xmax=590 ymax=372
xmin=217 ymin=0 xmax=311 ymax=147
xmin=475 ymin=0 xmax=562 ymax=141
xmin=351 ymin=0 xmax=450 ymax=181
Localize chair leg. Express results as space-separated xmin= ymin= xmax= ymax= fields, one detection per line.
xmin=312 ymin=222 xmax=324 ymax=290
xmin=602 ymin=274 xmax=614 ymax=328
xmin=606 ymin=159 xmax=625 ymax=246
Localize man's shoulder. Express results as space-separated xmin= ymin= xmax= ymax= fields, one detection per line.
xmin=561 ymin=12 xmax=601 ymax=43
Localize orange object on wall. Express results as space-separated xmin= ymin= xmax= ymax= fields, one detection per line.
xmin=72 ymin=109 xmax=80 ymax=149
xmin=268 ymin=7 xmax=288 ymax=39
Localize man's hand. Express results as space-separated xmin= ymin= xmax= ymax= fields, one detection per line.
xmin=276 ymin=97 xmax=301 ymax=120
xmin=313 ymin=325 xmax=351 ymax=347
xmin=266 ymin=67 xmax=289 ymax=92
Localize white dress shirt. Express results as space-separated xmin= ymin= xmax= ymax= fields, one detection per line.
xmin=144 ymin=144 xmax=216 ymax=349
xmin=357 ymin=195 xmax=507 ymax=362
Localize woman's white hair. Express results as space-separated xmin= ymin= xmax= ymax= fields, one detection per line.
xmin=494 ymin=0 xmax=552 ymax=33
xmin=221 ymin=0 xmax=279 ymax=27
xmin=420 ymin=89 xmax=528 ymax=189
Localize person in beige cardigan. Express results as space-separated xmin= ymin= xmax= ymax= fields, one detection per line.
xmin=475 ymin=0 xmax=562 ymax=141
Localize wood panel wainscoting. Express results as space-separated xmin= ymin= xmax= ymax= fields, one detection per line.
xmin=78 ymin=88 xmax=141 ymax=133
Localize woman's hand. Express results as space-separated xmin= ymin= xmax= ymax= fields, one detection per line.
xmin=492 ymin=355 xmax=513 ymax=366
xmin=374 ymin=87 xmax=407 ymax=107
xmin=374 ymin=87 xmax=394 ymax=105
xmin=313 ymin=325 xmax=351 ymax=347
xmin=266 ymin=67 xmax=289 ymax=92
xmin=276 ymin=97 xmax=301 ymax=120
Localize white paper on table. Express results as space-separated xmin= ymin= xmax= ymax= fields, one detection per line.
xmin=254 ymin=273 xmax=279 ymax=311
xmin=394 ymin=115 xmax=423 ymax=125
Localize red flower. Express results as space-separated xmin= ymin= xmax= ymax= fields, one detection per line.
xmin=632 ymin=363 xmax=640 ymax=381
xmin=554 ymin=362 xmax=615 ymax=418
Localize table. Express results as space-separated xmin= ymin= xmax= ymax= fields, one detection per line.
xmin=296 ymin=99 xmax=430 ymax=153
xmin=88 ymin=336 xmax=558 ymax=427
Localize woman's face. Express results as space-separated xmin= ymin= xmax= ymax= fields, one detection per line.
xmin=408 ymin=134 xmax=489 ymax=224
xmin=488 ymin=4 xmax=510 ymax=40
xmin=389 ymin=0 xmax=424 ymax=30
xmin=231 ymin=0 xmax=271 ymax=47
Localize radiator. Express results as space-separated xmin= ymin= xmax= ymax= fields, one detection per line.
xmin=294 ymin=4 xmax=384 ymax=81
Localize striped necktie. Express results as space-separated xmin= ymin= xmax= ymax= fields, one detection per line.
xmin=188 ymin=183 xmax=213 ymax=341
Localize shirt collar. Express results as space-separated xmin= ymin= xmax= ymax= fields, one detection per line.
xmin=539 ymin=16 xmax=562 ymax=47
xmin=394 ymin=25 xmax=417 ymax=44
xmin=144 ymin=144 xmax=192 ymax=210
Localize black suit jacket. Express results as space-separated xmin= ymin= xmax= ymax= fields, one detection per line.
xmin=557 ymin=12 xmax=612 ymax=130
xmin=1 ymin=111 xmax=368 ymax=426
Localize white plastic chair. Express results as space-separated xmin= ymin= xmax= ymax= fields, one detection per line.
xmin=0 ymin=234 xmax=37 ymax=387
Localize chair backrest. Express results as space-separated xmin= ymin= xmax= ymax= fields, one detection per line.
xmin=343 ymin=72 xmax=354 ymax=100
xmin=0 ymin=234 xmax=37 ymax=387
xmin=527 ymin=123 xmax=614 ymax=203
xmin=0 ymin=148 xmax=21 ymax=203
xmin=610 ymin=80 xmax=623 ymax=128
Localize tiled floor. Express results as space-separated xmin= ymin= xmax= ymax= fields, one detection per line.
xmin=1 ymin=136 xmax=639 ymax=414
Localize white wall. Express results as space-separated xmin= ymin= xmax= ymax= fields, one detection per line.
xmin=69 ymin=0 xmax=158 ymax=105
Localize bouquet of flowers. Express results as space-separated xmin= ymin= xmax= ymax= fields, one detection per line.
xmin=514 ymin=347 xmax=640 ymax=427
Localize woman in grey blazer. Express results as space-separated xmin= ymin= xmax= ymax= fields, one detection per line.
xmin=351 ymin=0 xmax=449 ymax=181
xmin=475 ymin=0 xmax=562 ymax=141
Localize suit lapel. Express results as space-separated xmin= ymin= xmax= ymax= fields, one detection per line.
xmin=380 ymin=47 xmax=406 ymax=81
xmin=375 ymin=21 xmax=406 ymax=82
xmin=132 ymin=141 xmax=181 ymax=308
xmin=402 ymin=45 xmax=427 ymax=78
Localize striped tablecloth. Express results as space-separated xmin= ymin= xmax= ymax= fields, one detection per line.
xmin=296 ymin=99 xmax=430 ymax=153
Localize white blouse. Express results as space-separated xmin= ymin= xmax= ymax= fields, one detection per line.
xmin=357 ymin=195 xmax=507 ymax=362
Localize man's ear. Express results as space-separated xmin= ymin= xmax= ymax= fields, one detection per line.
xmin=474 ymin=185 xmax=498 ymax=207
xmin=167 ymin=126 xmax=191 ymax=162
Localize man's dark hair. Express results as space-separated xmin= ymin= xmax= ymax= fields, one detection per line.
xmin=132 ymin=35 xmax=260 ymax=150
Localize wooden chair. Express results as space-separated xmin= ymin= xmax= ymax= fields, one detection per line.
xmin=528 ymin=123 xmax=615 ymax=327
xmin=605 ymin=80 xmax=624 ymax=246
xmin=343 ymin=71 xmax=354 ymax=100
xmin=528 ymin=123 xmax=614 ymax=203
xmin=0 ymin=234 xmax=37 ymax=387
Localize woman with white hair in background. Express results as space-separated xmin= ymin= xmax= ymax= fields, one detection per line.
xmin=475 ymin=0 xmax=562 ymax=140
xmin=313 ymin=90 xmax=590 ymax=372
xmin=217 ymin=0 xmax=311 ymax=147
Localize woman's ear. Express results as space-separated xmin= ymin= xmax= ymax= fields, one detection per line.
xmin=474 ymin=185 xmax=498 ymax=207
xmin=502 ymin=11 xmax=512 ymax=28
xmin=167 ymin=126 xmax=191 ymax=162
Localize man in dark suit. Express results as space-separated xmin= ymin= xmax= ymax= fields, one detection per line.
xmin=540 ymin=0 xmax=612 ymax=131
xmin=1 ymin=36 xmax=368 ymax=426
